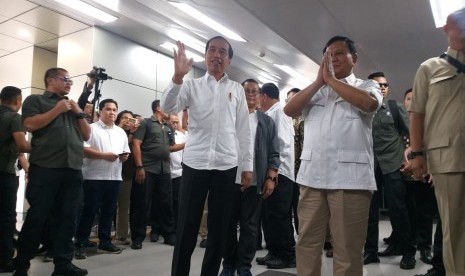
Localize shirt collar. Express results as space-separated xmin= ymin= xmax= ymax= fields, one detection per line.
xmin=341 ymin=73 xmax=357 ymax=85
xmin=203 ymin=72 xmax=230 ymax=83
xmin=97 ymin=119 xmax=114 ymax=129
xmin=267 ymin=101 xmax=282 ymax=113
xmin=44 ymin=90 xmax=68 ymax=100
xmin=447 ymin=47 xmax=465 ymax=64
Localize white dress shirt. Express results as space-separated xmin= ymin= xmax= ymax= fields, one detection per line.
xmin=235 ymin=111 xmax=257 ymax=185
xmin=83 ymin=120 xmax=130 ymax=180
xmin=161 ymin=72 xmax=253 ymax=171
xmin=170 ymin=130 xmax=187 ymax=178
xmin=265 ymin=102 xmax=295 ymax=181
xmin=296 ymin=74 xmax=382 ymax=191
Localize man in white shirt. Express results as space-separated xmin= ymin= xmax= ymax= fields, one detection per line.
xmin=161 ymin=36 xmax=253 ymax=276
xmin=284 ymin=36 xmax=382 ymax=276
xmin=256 ymin=83 xmax=296 ymax=269
xmin=74 ymin=99 xmax=130 ymax=259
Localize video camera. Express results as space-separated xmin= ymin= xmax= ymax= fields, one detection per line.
xmin=87 ymin=66 xmax=112 ymax=81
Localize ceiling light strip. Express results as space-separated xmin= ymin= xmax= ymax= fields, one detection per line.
xmin=55 ymin=0 xmax=117 ymax=23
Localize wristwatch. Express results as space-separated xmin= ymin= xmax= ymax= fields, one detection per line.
xmin=407 ymin=151 xmax=425 ymax=160
xmin=76 ymin=112 xmax=87 ymax=119
xmin=265 ymin=176 xmax=277 ymax=183
xmin=136 ymin=165 xmax=144 ymax=170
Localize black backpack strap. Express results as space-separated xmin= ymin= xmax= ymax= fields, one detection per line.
xmin=440 ymin=53 xmax=465 ymax=73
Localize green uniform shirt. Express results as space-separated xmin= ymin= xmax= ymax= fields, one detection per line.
xmin=0 ymin=105 xmax=24 ymax=174
xmin=22 ymin=91 xmax=84 ymax=170
xmin=133 ymin=117 xmax=174 ymax=174
xmin=372 ymin=99 xmax=409 ymax=174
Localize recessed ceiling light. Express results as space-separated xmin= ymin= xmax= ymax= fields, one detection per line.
xmin=170 ymin=2 xmax=246 ymax=42
xmin=159 ymin=42 xmax=204 ymax=62
xmin=55 ymin=0 xmax=118 ymax=23
xmin=429 ymin=0 xmax=465 ymax=28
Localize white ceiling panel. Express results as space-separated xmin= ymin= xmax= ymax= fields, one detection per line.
xmin=0 ymin=0 xmax=37 ymax=18
xmin=0 ymin=49 xmax=9 ymax=57
xmin=0 ymin=20 xmax=57 ymax=44
xmin=0 ymin=33 xmax=32 ymax=52
xmin=15 ymin=7 xmax=90 ymax=36
xmin=0 ymin=14 xmax=8 ymax=23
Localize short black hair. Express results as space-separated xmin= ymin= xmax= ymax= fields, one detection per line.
xmin=368 ymin=72 xmax=386 ymax=80
xmin=287 ymin=88 xmax=301 ymax=96
xmin=116 ymin=110 xmax=134 ymax=125
xmin=323 ymin=36 xmax=357 ymax=56
xmin=44 ymin=67 xmax=67 ymax=88
xmin=241 ymin=78 xmax=259 ymax=86
xmin=0 ymin=86 xmax=22 ymax=104
xmin=261 ymin=83 xmax=280 ymax=100
xmin=205 ymin=36 xmax=233 ymax=59
xmin=404 ymin=88 xmax=413 ymax=99
xmin=151 ymin=100 xmax=160 ymax=112
xmin=99 ymin=98 xmax=118 ymax=111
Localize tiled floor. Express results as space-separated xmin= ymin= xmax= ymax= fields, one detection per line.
xmin=1 ymin=220 xmax=435 ymax=276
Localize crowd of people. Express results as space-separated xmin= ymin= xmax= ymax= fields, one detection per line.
xmin=1 ymin=6 xmax=465 ymax=276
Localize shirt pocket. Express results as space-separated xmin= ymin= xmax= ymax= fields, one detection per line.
xmin=430 ymin=75 xmax=456 ymax=97
xmin=335 ymin=99 xmax=359 ymax=120
xmin=308 ymin=97 xmax=326 ymax=120
xmin=426 ymin=135 xmax=449 ymax=171
xmin=336 ymin=150 xmax=370 ymax=183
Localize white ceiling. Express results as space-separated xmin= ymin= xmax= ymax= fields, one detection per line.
xmin=0 ymin=0 xmax=449 ymax=100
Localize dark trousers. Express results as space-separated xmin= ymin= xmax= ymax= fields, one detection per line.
xmin=130 ymin=171 xmax=174 ymax=243
xmin=172 ymin=176 xmax=181 ymax=230
xmin=75 ymin=180 xmax=122 ymax=246
xmin=411 ymin=181 xmax=437 ymax=251
xmin=262 ymin=174 xmax=295 ymax=261
xmin=432 ymin=217 xmax=444 ymax=272
xmin=365 ymin=165 xmax=415 ymax=256
xmin=223 ymin=185 xmax=262 ymax=270
xmin=290 ymin=180 xmax=300 ymax=235
xmin=0 ymin=172 xmax=18 ymax=267
xmin=172 ymin=165 xmax=237 ymax=276
xmin=14 ymin=166 xmax=83 ymax=270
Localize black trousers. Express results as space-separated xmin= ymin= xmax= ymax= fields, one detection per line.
xmin=130 ymin=171 xmax=174 ymax=243
xmin=171 ymin=165 xmax=237 ymax=276
xmin=14 ymin=166 xmax=83 ymax=270
xmin=172 ymin=176 xmax=182 ymax=230
xmin=290 ymin=180 xmax=300 ymax=235
xmin=365 ymin=165 xmax=415 ymax=256
xmin=410 ymin=180 xmax=437 ymax=251
xmin=0 ymin=172 xmax=18 ymax=267
xmin=261 ymin=174 xmax=295 ymax=261
xmin=223 ymin=185 xmax=262 ymax=270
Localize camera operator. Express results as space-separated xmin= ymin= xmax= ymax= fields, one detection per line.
xmin=78 ymin=69 xmax=97 ymax=123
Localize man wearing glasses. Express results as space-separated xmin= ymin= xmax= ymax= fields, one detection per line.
xmin=13 ymin=68 xmax=90 ymax=276
xmin=363 ymin=72 xmax=415 ymax=270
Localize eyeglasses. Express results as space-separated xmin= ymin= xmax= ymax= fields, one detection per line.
xmin=54 ymin=77 xmax=73 ymax=84
xmin=378 ymin=82 xmax=389 ymax=88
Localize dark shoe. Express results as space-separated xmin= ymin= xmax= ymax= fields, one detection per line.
xmin=383 ymin=236 xmax=393 ymax=245
xmin=219 ymin=267 xmax=235 ymax=276
xmin=97 ymin=244 xmax=122 ymax=254
xmin=265 ymin=257 xmax=296 ymax=269
xmin=400 ymin=255 xmax=416 ymax=270
xmin=326 ymin=248 xmax=333 ymax=258
xmin=131 ymin=242 xmax=142 ymax=250
xmin=150 ymin=232 xmax=159 ymax=242
xmin=256 ymin=253 xmax=276 ymax=265
xmin=84 ymin=240 xmax=97 ymax=248
xmin=74 ymin=247 xmax=87 ymax=260
xmin=363 ymin=252 xmax=380 ymax=265
xmin=115 ymin=238 xmax=131 ymax=245
xmin=199 ymin=239 xmax=207 ymax=248
xmin=378 ymin=245 xmax=402 ymax=257
xmin=420 ymin=249 xmax=433 ymax=264
xmin=237 ymin=268 xmax=252 ymax=276
xmin=0 ymin=263 xmax=13 ymax=273
xmin=415 ymin=267 xmax=445 ymax=276
xmin=43 ymin=252 xmax=54 ymax=262
xmin=51 ymin=263 xmax=88 ymax=276
xmin=163 ymin=235 xmax=176 ymax=246
xmin=12 ymin=269 xmax=28 ymax=276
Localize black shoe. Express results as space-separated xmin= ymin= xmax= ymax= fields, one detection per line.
xmin=378 ymin=245 xmax=402 ymax=257
xmin=43 ymin=252 xmax=54 ymax=262
xmin=98 ymin=244 xmax=122 ymax=254
xmin=0 ymin=263 xmax=13 ymax=273
xmin=219 ymin=267 xmax=235 ymax=276
xmin=415 ymin=267 xmax=445 ymax=276
xmin=323 ymin=241 xmax=333 ymax=251
xmin=12 ymin=269 xmax=28 ymax=276
xmin=131 ymin=242 xmax=142 ymax=250
xmin=383 ymin=236 xmax=393 ymax=245
xmin=265 ymin=257 xmax=296 ymax=269
xmin=163 ymin=235 xmax=176 ymax=246
xmin=363 ymin=252 xmax=380 ymax=265
xmin=84 ymin=240 xmax=97 ymax=248
xmin=420 ymin=249 xmax=433 ymax=264
xmin=150 ymin=232 xmax=159 ymax=242
xmin=237 ymin=269 xmax=252 ymax=276
xmin=74 ymin=247 xmax=87 ymax=260
xmin=199 ymin=238 xmax=207 ymax=248
xmin=400 ymin=255 xmax=416 ymax=270
xmin=256 ymin=253 xmax=276 ymax=265
xmin=51 ymin=263 xmax=88 ymax=276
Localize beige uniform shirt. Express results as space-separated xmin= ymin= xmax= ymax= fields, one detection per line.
xmin=409 ymin=48 xmax=465 ymax=173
